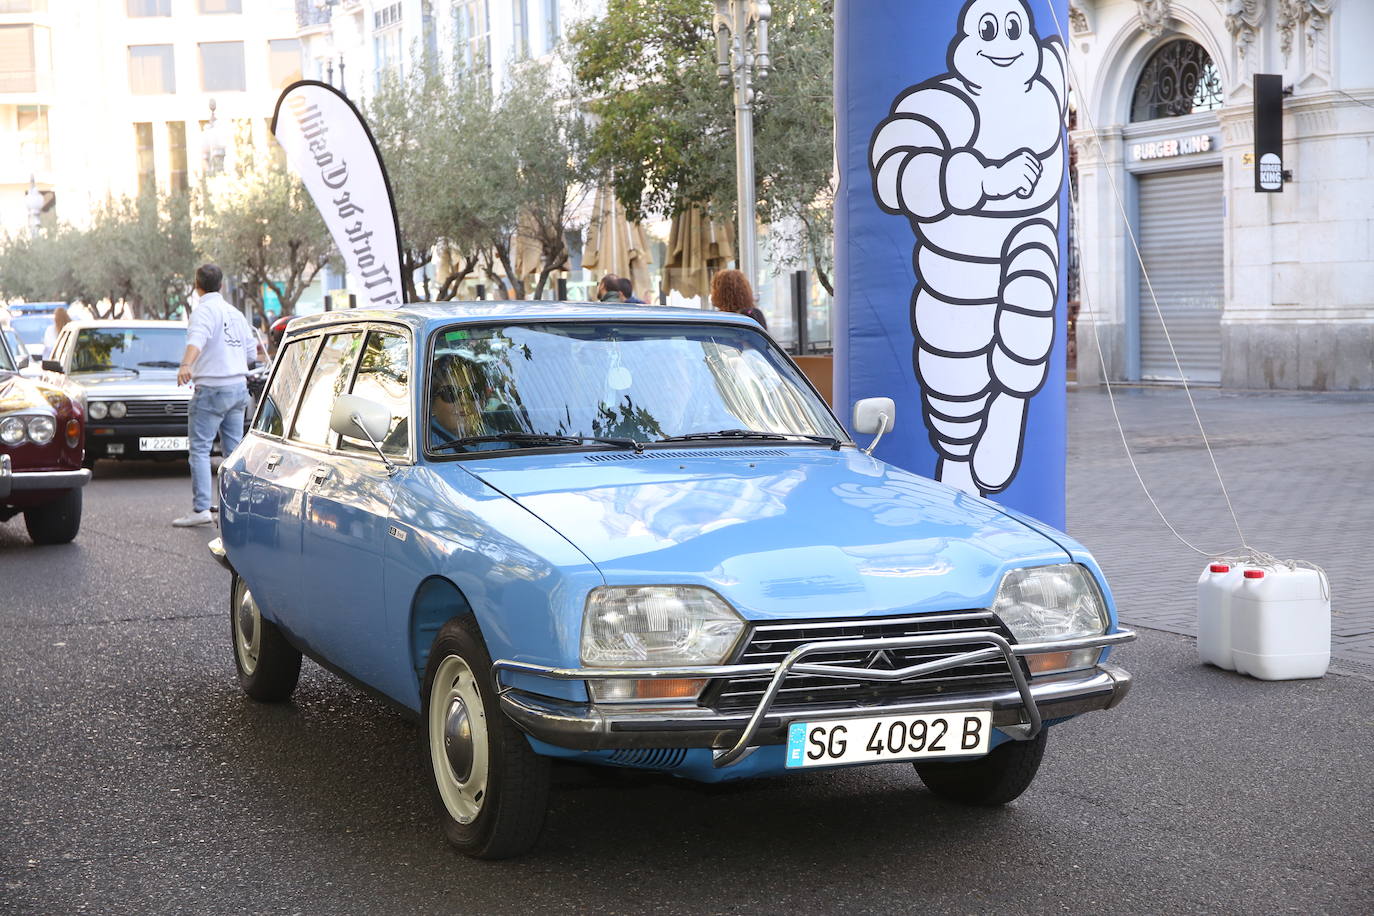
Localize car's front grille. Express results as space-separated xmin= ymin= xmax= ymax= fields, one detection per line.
xmin=707 ymin=611 xmax=1023 ymax=712
xmin=110 ymin=400 xmax=189 ymax=421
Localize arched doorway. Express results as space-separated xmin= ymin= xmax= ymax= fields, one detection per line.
xmin=1125 ymin=38 xmax=1225 ymax=383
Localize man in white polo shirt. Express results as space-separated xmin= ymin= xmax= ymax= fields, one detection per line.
xmin=173 ymin=263 xmax=263 ymax=527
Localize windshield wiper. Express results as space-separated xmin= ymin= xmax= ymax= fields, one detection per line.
xmin=432 ymin=432 xmax=644 ymax=453
xmin=137 ymin=360 xmax=181 ymax=368
xmin=81 ymin=364 xmax=140 ymax=376
xmin=657 ymin=428 xmax=842 ymax=449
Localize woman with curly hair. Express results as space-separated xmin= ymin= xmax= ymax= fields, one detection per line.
xmin=709 ymin=268 xmax=767 ymax=329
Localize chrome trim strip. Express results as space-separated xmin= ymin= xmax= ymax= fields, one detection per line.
xmin=493 ymin=628 xmax=1136 ymax=768
xmin=747 ymin=610 xmax=997 ymax=633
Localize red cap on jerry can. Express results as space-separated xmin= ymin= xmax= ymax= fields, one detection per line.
xmin=1209 ymin=564 xmax=1230 ymax=573
xmin=1243 ymin=569 xmax=1265 ymax=579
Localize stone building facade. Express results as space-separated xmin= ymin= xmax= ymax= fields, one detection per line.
xmin=1071 ymin=0 xmax=1373 ymax=389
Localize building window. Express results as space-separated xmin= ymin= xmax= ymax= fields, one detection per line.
xmin=374 ymin=2 xmax=401 ymax=30
xmin=134 ymin=122 xmax=156 ymax=196
xmin=200 ymin=41 xmax=246 ymax=92
xmin=17 ymin=105 xmax=50 ymax=170
xmin=1130 ymin=39 xmax=1223 ymax=122
xmin=512 ymin=0 xmax=529 ymax=60
xmin=126 ymin=0 xmax=170 ymax=15
xmin=167 ymin=121 xmax=188 ymax=192
xmin=197 ymin=0 xmax=242 ymax=13
xmin=268 ymin=38 xmax=302 ymax=89
xmin=373 ymin=28 xmax=403 ymax=91
xmin=543 ymin=0 xmax=559 ymax=53
xmin=0 ymin=25 xmax=38 ymax=93
xmin=128 ymin=44 xmax=176 ymax=95
xmin=452 ymin=0 xmax=491 ymax=77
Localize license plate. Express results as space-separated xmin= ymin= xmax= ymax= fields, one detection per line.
xmin=139 ymin=436 xmax=189 ymax=452
xmin=786 ymin=710 xmax=991 ymax=768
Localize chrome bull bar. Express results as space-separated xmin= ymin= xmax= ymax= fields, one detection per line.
xmin=494 ymin=628 xmax=1136 ymax=768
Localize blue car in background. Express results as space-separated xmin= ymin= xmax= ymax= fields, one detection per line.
xmin=211 ymin=301 xmax=1134 ymax=859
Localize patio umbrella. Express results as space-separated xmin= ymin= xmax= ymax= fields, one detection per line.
xmin=664 ymin=205 xmax=736 ymax=300
xmin=582 ymin=185 xmax=653 ymax=298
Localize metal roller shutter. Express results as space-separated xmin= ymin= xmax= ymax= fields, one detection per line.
xmin=1135 ymin=166 xmax=1224 ymax=382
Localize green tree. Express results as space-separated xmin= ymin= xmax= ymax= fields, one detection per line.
xmin=569 ymin=0 xmax=835 ymax=291
xmin=198 ymin=153 xmax=333 ymax=321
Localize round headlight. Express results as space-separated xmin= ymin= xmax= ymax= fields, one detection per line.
xmin=993 ymin=564 xmax=1109 ymax=644
xmin=108 ymin=401 xmax=127 ymax=419
xmin=1 ymin=416 xmax=26 ymax=445
xmin=26 ymin=416 xmax=55 ymax=445
xmin=88 ymin=401 xmax=108 ymax=420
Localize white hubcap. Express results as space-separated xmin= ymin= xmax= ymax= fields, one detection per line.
xmin=429 ymin=654 xmax=489 ymax=824
xmin=234 ymin=583 xmax=262 ymax=676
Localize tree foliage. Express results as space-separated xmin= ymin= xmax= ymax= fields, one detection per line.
xmin=196 ymin=150 xmax=333 ymax=320
xmin=569 ymin=0 xmax=835 ymax=290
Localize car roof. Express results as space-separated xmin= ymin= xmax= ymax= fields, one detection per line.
xmin=282 ymin=300 xmax=760 ymax=339
xmin=64 ymin=319 xmax=188 ymax=330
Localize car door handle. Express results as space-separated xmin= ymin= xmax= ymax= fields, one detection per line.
xmin=310 ymin=465 xmax=333 ymax=484
xmin=265 ymin=452 xmax=282 ymax=472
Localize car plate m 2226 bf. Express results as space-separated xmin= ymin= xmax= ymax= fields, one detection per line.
xmin=785 ymin=711 xmax=992 ymax=768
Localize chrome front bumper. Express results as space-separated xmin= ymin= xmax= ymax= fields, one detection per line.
xmin=495 ymin=628 xmax=1135 ymax=768
xmin=0 ymin=454 xmax=91 ymax=499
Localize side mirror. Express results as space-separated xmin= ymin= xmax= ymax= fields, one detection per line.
xmin=330 ymin=393 xmax=392 ymax=443
xmin=13 ymin=352 xmax=29 ymax=369
xmin=852 ymin=397 xmax=895 ymax=456
xmin=41 ymin=359 xmax=63 ymax=373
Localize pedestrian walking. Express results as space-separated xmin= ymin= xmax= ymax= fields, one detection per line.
xmin=709 ymin=268 xmax=767 ymax=329
xmin=173 ymin=264 xmax=262 ymax=527
xmin=617 ymin=277 xmax=645 ymax=304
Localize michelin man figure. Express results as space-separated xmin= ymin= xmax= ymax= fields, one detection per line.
xmin=869 ymin=0 xmax=1067 ymax=497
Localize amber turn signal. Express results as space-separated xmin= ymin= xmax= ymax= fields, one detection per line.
xmin=1026 ymin=651 xmax=1076 ymax=674
xmin=633 ymin=678 xmax=708 ymax=699
xmin=65 ymin=419 xmax=80 ymax=447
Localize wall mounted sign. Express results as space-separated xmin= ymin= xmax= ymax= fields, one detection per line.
xmin=1131 ymin=134 xmax=1213 ymax=160
xmin=1254 ymin=73 xmax=1284 ymax=193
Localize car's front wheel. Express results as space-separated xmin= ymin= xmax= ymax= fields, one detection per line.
xmin=421 ymin=615 xmax=550 ymax=859
xmin=914 ymin=729 xmax=1048 ymax=805
xmin=230 ymin=574 xmax=301 ymax=702
xmin=23 ymin=488 xmax=81 ymax=545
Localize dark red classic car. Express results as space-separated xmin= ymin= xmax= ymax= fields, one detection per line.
xmin=0 ymin=330 xmax=89 ymax=544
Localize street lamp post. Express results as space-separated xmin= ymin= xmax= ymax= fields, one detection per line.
xmin=201 ymin=98 xmax=226 ymax=177
xmin=713 ymin=0 xmax=770 ymax=292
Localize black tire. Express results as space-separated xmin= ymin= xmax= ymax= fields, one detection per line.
xmin=914 ymin=729 xmax=1048 ymax=806
xmin=230 ymin=573 xmax=301 ymax=702
xmin=421 ymin=615 xmax=550 ymax=859
xmin=23 ymin=488 xmax=82 ymax=545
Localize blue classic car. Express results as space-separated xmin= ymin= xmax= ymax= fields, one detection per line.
xmin=211 ymin=302 xmax=1134 ymax=859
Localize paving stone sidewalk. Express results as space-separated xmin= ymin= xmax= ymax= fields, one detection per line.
xmin=1064 ymin=385 xmax=1374 ymax=680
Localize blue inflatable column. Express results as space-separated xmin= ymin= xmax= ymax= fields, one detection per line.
xmin=834 ymin=0 xmax=1070 ymax=529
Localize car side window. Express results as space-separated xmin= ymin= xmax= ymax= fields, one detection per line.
xmin=253 ymin=337 xmax=317 ymax=437
xmin=339 ymin=330 xmax=410 ymax=458
xmin=290 ymin=331 xmax=363 ymax=448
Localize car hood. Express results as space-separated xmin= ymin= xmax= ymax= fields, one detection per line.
xmin=1 ymin=371 xmax=69 ymax=414
xmin=69 ymin=370 xmax=185 ymax=399
xmin=460 ymin=447 xmax=1072 ymax=621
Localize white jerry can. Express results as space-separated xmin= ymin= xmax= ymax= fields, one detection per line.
xmin=1196 ymin=562 xmax=1241 ymax=670
xmin=1230 ymin=566 xmax=1331 ymax=680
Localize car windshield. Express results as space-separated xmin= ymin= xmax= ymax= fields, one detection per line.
xmin=10 ymin=315 xmax=53 ymax=346
xmin=427 ymin=321 xmax=845 ymax=452
xmin=0 ymin=332 xmax=15 ymax=371
xmin=71 ymin=327 xmax=186 ymax=373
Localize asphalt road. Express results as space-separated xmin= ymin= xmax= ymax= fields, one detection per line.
xmin=2 ymin=460 xmax=1371 ymax=915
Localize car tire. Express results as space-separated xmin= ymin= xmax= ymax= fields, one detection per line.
xmin=421 ymin=615 xmax=550 ymax=860
xmin=23 ymin=488 xmax=82 ymax=545
xmin=230 ymin=573 xmax=301 ymax=702
xmin=914 ymin=729 xmax=1048 ymax=806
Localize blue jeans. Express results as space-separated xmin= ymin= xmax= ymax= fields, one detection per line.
xmin=188 ymin=382 xmax=249 ymax=513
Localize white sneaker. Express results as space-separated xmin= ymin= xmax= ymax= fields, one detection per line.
xmin=172 ymin=509 xmax=214 ymax=527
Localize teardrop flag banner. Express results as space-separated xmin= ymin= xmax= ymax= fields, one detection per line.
xmin=835 ymin=0 xmax=1069 ymax=528
xmin=271 ymin=80 xmax=406 ymax=307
